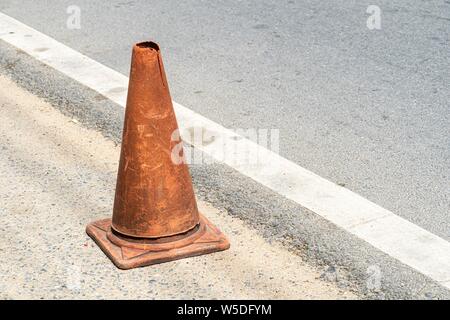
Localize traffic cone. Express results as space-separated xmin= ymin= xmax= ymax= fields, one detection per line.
xmin=86 ymin=41 xmax=229 ymax=269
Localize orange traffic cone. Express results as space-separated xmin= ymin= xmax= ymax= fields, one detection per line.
xmin=86 ymin=41 xmax=229 ymax=269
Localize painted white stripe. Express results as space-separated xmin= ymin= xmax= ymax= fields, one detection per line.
xmin=1 ymin=12 xmax=449 ymax=288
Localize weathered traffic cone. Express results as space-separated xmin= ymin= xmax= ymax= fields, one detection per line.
xmin=86 ymin=41 xmax=229 ymax=269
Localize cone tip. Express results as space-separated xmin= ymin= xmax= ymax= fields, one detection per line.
xmin=134 ymin=41 xmax=160 ymax=52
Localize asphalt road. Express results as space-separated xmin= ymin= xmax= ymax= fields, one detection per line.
xmin=1 ymin=0 xmax=448 ymax=241
xmin=0 ymin=0 xmax=449 ymax=299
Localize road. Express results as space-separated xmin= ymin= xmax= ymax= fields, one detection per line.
xmin=0 ymin=1 xmax=449 ymax=299
xmin=0 ymin=74 xmax=355 ymax=299
xmin=1 ymin=0 xmax=447 ymax=240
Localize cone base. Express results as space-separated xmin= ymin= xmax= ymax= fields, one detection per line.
xmin=86 ymin=214 xmax=230 ymax=270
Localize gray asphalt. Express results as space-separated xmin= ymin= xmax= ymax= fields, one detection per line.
xmin=0 ymin=0 xmax=449 ymax=299
xmin=1 ymin=0 xmax=448 ymax=241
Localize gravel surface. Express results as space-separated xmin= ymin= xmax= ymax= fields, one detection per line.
xmin=0 ymin=74 xmax=356 ymax=299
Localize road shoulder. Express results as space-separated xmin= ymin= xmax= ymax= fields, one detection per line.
xmin=0 ymin=74 xmax=356 ymax=299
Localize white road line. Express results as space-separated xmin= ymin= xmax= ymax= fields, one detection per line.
xmin=1 ymin=12 xmax=449 ymax=289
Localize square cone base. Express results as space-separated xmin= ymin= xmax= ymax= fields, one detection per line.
xmin=86 ymin=214 xmax=230 ymax=269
